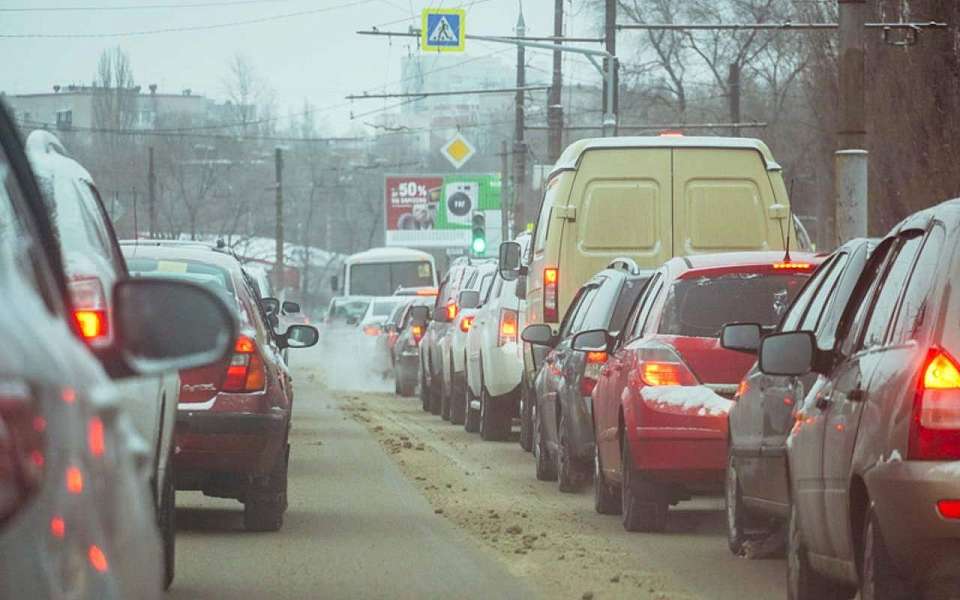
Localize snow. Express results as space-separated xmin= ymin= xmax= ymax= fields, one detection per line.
xmin=930 ymin=461 xmax=960 ymax=478
xmin=641 ymin=385 xmax=734 ymax=416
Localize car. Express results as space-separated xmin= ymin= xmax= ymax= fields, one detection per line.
xmin=463 ymin=241 xmax=532 ymax=440
xmin=420 ymin=258 xmax=475 ymax=415
xmin=394 ymin=286 xmax=439 ymax=297
xmin=585 ymin=252 xmax=818 ymax=531
xmin=359 ymin=296 xmax=409 ymax=376
xmin=27 ymin=132 xmax=182 ymax=587
xmin=723 ymin=239 xmax=874 ymax=556
xmin=758 ymin=200 xmax=960 ymax=599
xmin=522 ymin=259 xmax=651 ymax=490
xmin=324 ymin=295 xmax=371 ymax=327
xmin=0 ymin=101 xmax=235 ymax=599
xmin=122 ymin=244 xmax=319 ymax=532
xmin=498 ymin=136 xmax=813 ymax=467
xmin=392 ymin=301 xmax=433 ymax=397
xmin=440 ymin=261 xmax=497 ymax=425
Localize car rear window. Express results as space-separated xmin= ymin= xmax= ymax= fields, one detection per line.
xmin=658 ymin=272 xmax=809 ymax=338
xmin=126 ymin=257 xmax=234 ymax=292
xmin=373 ymin=299 xmax=404 ymax=316
xmin=334 ymin=299 xmax=370 ymax=319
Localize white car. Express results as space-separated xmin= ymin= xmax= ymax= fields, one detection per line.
xmin=439 ymin=261 xmax=497 ymax=424
xmin=465 ymin=237 xmax=529 ymax=440
xmin=29 ymin=133 xmax=181 ymax=589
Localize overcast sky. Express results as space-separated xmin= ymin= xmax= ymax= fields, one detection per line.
xmin=0 ymin=0 xmax=604 ymax=134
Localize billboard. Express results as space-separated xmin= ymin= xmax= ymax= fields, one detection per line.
xmin=385 ymin=174 xmax=501 ymax=248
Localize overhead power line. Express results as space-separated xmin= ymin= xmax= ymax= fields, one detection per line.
xmin=346 ymin=86 xmax=549 ymax=100
xmin=0 ymin=0 xmax=375 ymax=38
xmin=0 ymin=0 xmax=304 ymax=12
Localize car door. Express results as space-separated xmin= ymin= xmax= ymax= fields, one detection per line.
xmin=820 ymin=231 xmax=925 ymax=564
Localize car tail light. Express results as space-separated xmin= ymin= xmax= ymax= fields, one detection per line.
xmin=69 ymin=276 xmax=110 ymax=344
xmin=222 ymin=335 xmax=266 ymax=393
xmin=460 ymin=316 xmax=475 ymax=333
xmin=580 ymin=351 xmax=608 ymax=396
xmin=446 ymin=303 xmax=459 ymax=321
xmin=736 ymin=379 xmax=750 ymax=400
xmin=363 ymin=325 xmax=382 ymax=336
xmin=631 ymin=346 xmax=699 ymax=387
xmin=910 ymin=349 xmax=960 ymax=460
xmin=412 ymin=324 xmax=425 ymax=344
xmin=417 ymin=288 xmax=439 ymax=296
xmin=937 ymin=499 xmax=960 ymax=519
xmin=772 ymin=261 xmax=814 ymax=271
xmin=543 ymin=268 xmax=559 ymax=323
xmin=0 ymin=379 xmax=44 ymax=525
xmin=498 ymin=309 xmax=518 ymax=346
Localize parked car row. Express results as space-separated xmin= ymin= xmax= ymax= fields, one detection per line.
xmin=0 ymin=101 xmax=320 ymax=597
xmin=399 ymin=133 xmax=960 ymax=599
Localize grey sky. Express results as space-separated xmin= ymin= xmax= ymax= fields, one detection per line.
xmin=0 ymin=0 xmax=603 ymax=134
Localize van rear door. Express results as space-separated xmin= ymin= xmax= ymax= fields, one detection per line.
xmin=564 ymin=148 xmax=673 ymax=276
xmin=672 ymin=148 xmax=784 ymax=255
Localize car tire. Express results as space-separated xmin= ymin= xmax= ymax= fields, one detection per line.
xmin=519 ymin=379 xmax=534 ymax=452
xmin=429 ymin=373 xmax=442 ymax=415
xmin=159 ymin=455 xmax=176 ymax=590
xmin=244 ymin=443 xmax=289 ymax=532
xmin=557 ymin=414 xmax=588 ymax=493
xmin=399 ymin=378 xmax=416 ymax=397
xmin=419 ymin=365 xmax=431 ymax=412
xmin=860 ymin=508 xmax=913 ymax=600
xmin=593 ymin=444 xmax=621 ymax=515
xmin=440 ymin=371 xmax=452 ymax=422
xmin=533 ymin=403 xmax=557 ymax=481
xmin=726 ymin=451 xmax=748 ymax=556
xmin=621 ymin=436 xmax=667 ymax=533
xmin=479 ymin=388 xmax=510 ymax=441
xmin=464 ymin=382 xmax=480 ymax=433
xmin=450 ymin=373 xmax=466 ymax=425
xmin=394 ymin=376 xmax=402 ymax=396
xmin=787 ymin=502 xmax=852 ymax=600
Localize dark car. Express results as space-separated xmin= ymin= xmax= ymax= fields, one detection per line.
xmin=419 ymin=258 xmax=473 ymax=414
xmin=392 ymin=300 xmax=433 ymax=396
xmin=0 ymin=101 xmax=234 ymax=598
xmin=759 ymin=200 xmax=960 ymax=599
xmin=724 ymin=239 xmax=873 ymax=556
xmin=523 ymin=260 xmax=651 ymax=491
xmin=122 ymin=244 xmax=319 ymax=532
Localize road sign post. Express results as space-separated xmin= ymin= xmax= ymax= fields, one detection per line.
xmin=422 ymin=9 xmax=465 ymax=52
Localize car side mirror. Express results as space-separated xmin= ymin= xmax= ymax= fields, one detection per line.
xmin=459 ymin=290 xmax=480 ymax=310
xmin=759 ymin=331 xmax=815 ymax=377
xmin=281 ymin=324 xmax=319 ymax=349
xmin=521 ymin=324 xmax=557 ymax=347
xmin=499 ymin=241 xmax=522 ymax=281
xmin=330 ymin=275 xmax=339 ymax=292
xmin=571 ymin=329 xmax=610 ymax=353
xmin=260 ymin=297 xmax=280 ymax=316
xmin=110 ymin=279 xmax=237 ymax=377
xmin=721 ymin=323 xmax=762 ymax=354
xmin=282 ymin=301 xmax=301 ymax=314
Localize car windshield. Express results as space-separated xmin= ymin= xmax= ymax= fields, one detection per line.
xmin=333 ymin=299 xmax=370 ymax=319
xmin=372 ymin=299 xmax=404 ymax=316
xmin=350 ymin=261 xmax=434 ymax=296
xmin=658 ymin=272 xmax=809 ymax=338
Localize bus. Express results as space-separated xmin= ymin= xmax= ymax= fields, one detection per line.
xmin=334 ymin=247 xmax=438 ymax=297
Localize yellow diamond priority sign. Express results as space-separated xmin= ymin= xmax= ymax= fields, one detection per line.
xmin=441 ymin=133 xmax=476 ymax=169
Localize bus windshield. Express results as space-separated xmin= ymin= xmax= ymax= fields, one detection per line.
xmin=349 ymin=261 xmax=434 ymax=296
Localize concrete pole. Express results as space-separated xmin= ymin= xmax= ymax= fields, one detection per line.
xmin=835 ymin=0 xmax=868 ymax=245
xmin=602 ymin=0 xmax=618 ymax=136
xmin=513 ymin=3 xmax=528 ymax=230
xmin=148 ymin=146 xmax=157 ymax=238
xmin=501 ymin=140 xmax=511 ymax=240
xmin=275 ymin=147 xmax=285 ymax=292
xmin=728 ymin=63 xmax=741 ymax=137
xmin=547 ymin=0 xmax=564 ymax=163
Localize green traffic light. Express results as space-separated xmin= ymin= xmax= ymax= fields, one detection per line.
xmin=471 ymin=236 xmax=487 ymax=255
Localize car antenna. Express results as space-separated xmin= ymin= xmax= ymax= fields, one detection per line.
xmin=782 ymin=178 xmax=795 ymax=263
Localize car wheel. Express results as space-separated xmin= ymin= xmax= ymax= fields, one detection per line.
xmin=394 ymin=375 xmax=402 ymax=396
xmin=726 ymin=451 xmax=748 ymax=556
xmin=159 ymin=455 xmax=176 ymax=590
xmin=419 ymin=364 xmax=431 ymax=411
xmin=429 ymin=373 xmax=442 ymax=415
xmin=479 ymin=388 xmax=510 ymax=441
xmin=519 ymin=381 xmax=534 ymax=452
xmin=557 ymin=413 xmax=587 ymax=493
xmin=860 ymin=508 xmax=913 ymax=600
xmin=533 ymin=403 xmax=557 ymax=481
xmin=787 ymin=502 xmax=852 ymax=600
xmin=440 ymin=371 xmax=452 ymax=422
xmin=244 ymin=443 xmax=288 ymax=532
xmin=621 ymin=435 xmax=667 ymax=533
xmin=464 ymin=382 xmax=480 ymax=433
xmin=450 ymin=369 xmax=467 ymax=425
xmin=594 ymin=443 xmax=621 ymax=515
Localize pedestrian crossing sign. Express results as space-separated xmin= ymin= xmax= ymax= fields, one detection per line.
xmin=422 ymin=8 xmax=465 ymax=52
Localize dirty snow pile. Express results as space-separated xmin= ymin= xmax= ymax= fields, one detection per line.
xmin=641 ymin=386 xmax=734 ymax=416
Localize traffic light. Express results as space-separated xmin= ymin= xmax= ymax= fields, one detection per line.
xmin=471 ymin=212 xmax=487 ymax=255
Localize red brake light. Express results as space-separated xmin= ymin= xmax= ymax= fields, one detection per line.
xmin=460 ymin=316 xmax=475 ymax=333
xmin=736 ymin=379 xmax=750 ymax=400
xmin=87 ymin=417 xmax=105 ymax=458
xmin=659 ymin=130 xmax=684 ymax=137
xmin=74 ymin=310 xmax=107 ymax=340
xmin=447 ymin=303 xmax=459 ymax=321
xmin=543 ymin=268 xmax=559 ymax=323
xmin=223 ymin=335 xmax=266 ymax=393
xmin=416 ymin=288 xmax=439 ymax=296
xmin=772 ymin=261 xmax=813 ymax=271
xmin=363 ymin=325 xmax=382 ymax=336
xmin=580 ymin=351 xmax=608 ymax=396
xmin=0 ymin=380 xmax=45 ymax=526
xmin=910 ymin=349 xmax=960 ymax=460
xmin=68 ymin=277 xmax=110 ymax=344
xmin=498 ymin=309 xmax=519 ymax=346
xmin=937 ymin=499 xmax=960 ymax=519
xmin=66 ymin=466 xmax=83 ymax=495
xmin=412 ymin=324 xmax=425 ymax=344
xmin=639 ymin=361 xmax=698 ymax=387
xmin=88 ymin=544 xmax=109 ymax=573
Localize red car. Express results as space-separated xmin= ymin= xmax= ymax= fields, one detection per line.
xmin=579 ymin=252 xmax=819 ymax=532
xmin=124 ymin=244 xmax=319 ymax=531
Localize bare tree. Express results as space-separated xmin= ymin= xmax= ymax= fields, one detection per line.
xmin=92 ymin=47 xmax=137 ymax=134
xmin=223 ymin=53 xmax=266 ymax=136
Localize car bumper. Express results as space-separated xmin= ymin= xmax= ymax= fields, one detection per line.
xmin=484 ymin=342 xmax=523 ymax=398
xmin=174 ymin=408 xmax=287 ymax=477
xmin=396 ymin=353 xmax=419 ymax=385
xmin=867 ymin=460 xmax=960 ymax=582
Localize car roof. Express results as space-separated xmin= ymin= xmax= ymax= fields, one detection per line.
xmin=663 ymin=251 xmax=821 ymax=279
xmin=121 ymin=243 xmax=245 ymax=273
xmin=550 ymin=136 xmax=781 ymax=179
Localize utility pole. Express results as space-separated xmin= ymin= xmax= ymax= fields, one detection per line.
xmin=835 ymin=0 xmax=868 ymax=245
xmin=603 ymin=0 xmax=618 ymax=136
xmin=547 ymin=0 xmax=564 ymax=163
xmin=513 ymin=3 xmax=528 ymax=233
xmin=501 ymin=140 xmax=511 ymax=241
xmin=728 ymin=63 xmax=741 ymax=137
xmin=274 ymin=147 xmax=285 ymax=293
xmin=147 ymin=146 xmax=157 ymax=238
